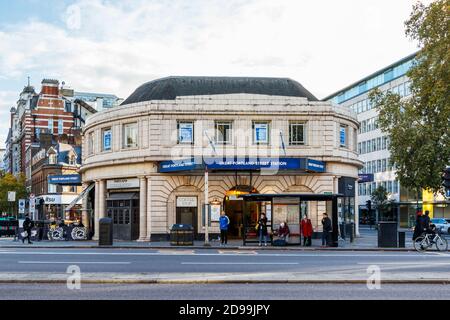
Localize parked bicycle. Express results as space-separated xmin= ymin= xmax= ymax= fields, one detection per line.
xmin=414 ymin=228 xmax=448 ymax=252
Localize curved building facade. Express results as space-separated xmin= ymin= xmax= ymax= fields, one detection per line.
xmin=80 ymin=77 xmax=362 ymax=242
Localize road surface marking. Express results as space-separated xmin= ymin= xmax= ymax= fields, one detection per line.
xmin=182 ymin=262 xmax=299 ymax=265
xmin=18 ymin=261 xmax=131 ymax=265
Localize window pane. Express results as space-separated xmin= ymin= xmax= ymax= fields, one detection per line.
xmin=178 ymin=121 xmax=194 ymax=144
xmin=254 ymin=122 xmax=269 ymax=144
xmin=124 ymin=123 xmax=138 ymax=148
xmin=289 ymin=123 xmax=305 ymax=145
xmin=103 ymin=128 xmax=112 ymax=151
xmin=216 ymin=122 xmax=232 ymax=144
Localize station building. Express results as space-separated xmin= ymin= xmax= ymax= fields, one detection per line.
xmin=79 ymin=77 xmax=362 ymax=242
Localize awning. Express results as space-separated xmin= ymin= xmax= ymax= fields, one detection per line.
xmin=65 ymin=183 xmax=94 ymax=211
xmin=106 ymin=193 xmax=139 ymax=201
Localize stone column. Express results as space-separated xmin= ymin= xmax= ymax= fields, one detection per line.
xmin=98 ymin=180 xmax=106 ymax=220
xmin=81 ymin=182 xmax=89 ymax=229
xmin=138 ymin=176 xmax=147 ymax=241
xmin=146 ymin=177 xmax=152 ymax=242
xmin=92 ymin=180 xmax=100 ymax=240
xmin=354 ymin=179 xmax=360 ymax=237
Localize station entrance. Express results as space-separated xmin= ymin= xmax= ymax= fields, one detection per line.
xmin=223 ymin=186 xmax=259 ymax=238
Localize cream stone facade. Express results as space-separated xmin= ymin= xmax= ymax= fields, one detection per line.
xmin=80 ymin=79 xmax=362 ymax=242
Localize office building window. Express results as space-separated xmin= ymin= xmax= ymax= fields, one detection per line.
xmin=358 ymin=143 xmax=362 ymax=155
xmin=177 ymin=121 xmax=194 ymax=144
xmin=48 ymin=119 xmax=54 ymax=134
xmin=48 ymin=153 xmax=57 ymax=165
xmin=48 ymin=183 xmax=57 ymax=194
xmin=289 ymin=122 xmax=305 ymax=145
xmin=215 ymin=121 xmax=232 ymax=145
xmin=382 ymin=159 xmax=387 ymax=172
xmin=58 ymin=119 xmax=63 ymax=134
xmin=123 ymin=123 xmax=138 ymax=148
xmin=102 ymin=128 xmax=112 ymax=151
xmin=253 ymin=121 xmax=270 ymax=145
xmin=393 ymin=180 xmax=399 ymax=194
xmin=388 ymin=181 xmax=393 ymax=193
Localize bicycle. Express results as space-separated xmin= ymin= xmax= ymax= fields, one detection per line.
xmin=413 ymin=229 xmax=448 ymax=252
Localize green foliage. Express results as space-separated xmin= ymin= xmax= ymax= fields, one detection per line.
xmin=370 ymin=0 xmax=450 ymax=195
xmin=0 ymin=173 xmax=28 ymax=215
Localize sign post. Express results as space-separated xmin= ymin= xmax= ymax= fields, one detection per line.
xmin=29 ymin=194 xmax=36 ymax=221
xmin=7 ymin=191 xmax=16 ymax=218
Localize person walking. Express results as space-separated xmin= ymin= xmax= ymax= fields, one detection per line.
xmin=219 ymin=211 xmax=230 ymax=246
xmin=22 ymin=215 xmax=34 ymax=244
xmin=321 ymin=213 xmax=332 ymax=247
xmin=301 ymin=215 xmax=313 ymax=246
xmin=257 ymin=213 xmax=269 ymax=247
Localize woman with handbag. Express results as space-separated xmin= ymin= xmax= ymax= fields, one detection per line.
xmin=301 ymin=215 xmax=313 ymax=246
xmin=257 ymin=213 xmax=268 ymax=247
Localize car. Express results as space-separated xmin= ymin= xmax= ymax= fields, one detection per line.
xmin=431 ymin=218 xmax=450 ymax=234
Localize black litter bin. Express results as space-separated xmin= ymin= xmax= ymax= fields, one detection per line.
xmin=378 ymin=221 xmax=398 ymax=248
xmin=99 ymin=217 xmax=113 ymax=246
xmin=170 ymin=224 xmax=194 ymax=246
xmin=345 ymin=223 xmax=355 ymax=243
xmin=398 ymin=231 xmax=406 ymax=248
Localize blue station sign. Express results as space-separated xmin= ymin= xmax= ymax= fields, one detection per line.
xmin=358 ymin=174 xmax=374 ymax=183
xmin=159 ymin=158 xmax=326 ymax=173
xmin=48 ymin=174 xmax=82 ymax=186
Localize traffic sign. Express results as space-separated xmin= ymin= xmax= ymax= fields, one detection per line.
xmin=18 ymin=199 xmax=26 ymax=214
xmin=7 ymin=191 xmax=16 ymax=202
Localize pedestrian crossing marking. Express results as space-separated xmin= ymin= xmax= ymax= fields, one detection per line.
xmin=158 ymin=249 xmax=195 ymax=255
xmin=218 ymin=250 xmax=258 ymax=255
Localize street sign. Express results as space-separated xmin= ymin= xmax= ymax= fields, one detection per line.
xmin=18 ymin=199 xmax=25 ymax=214
xmin=7 ymin=191 xmax=16 ymax=202
xmin=29 ymin=197 xmax=36 ymax=219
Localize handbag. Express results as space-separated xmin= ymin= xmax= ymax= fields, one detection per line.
xmin=21 ymin=231 xmax=28 ymax=237
xmin=255 ymin=223 xmax=259 ymax=231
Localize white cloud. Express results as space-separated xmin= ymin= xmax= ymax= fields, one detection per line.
xmin=0 ymin=0 xmax=421 ymax=147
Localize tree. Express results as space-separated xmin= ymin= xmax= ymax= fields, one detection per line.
xmin=0 ymin=173 xmax=28 ymax=216
xmin=369 ymin=0 xmax=450 ymax=198
xmin=371 ymin=186 xmax=393 ymax=221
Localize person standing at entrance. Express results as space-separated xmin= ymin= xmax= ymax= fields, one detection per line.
xmin=301 ymin=215 xmax=313 ymax=246
xmin=321 ymin=213 xmax=332 ymax=247
xmin=219 ymin=211 xmax=230 ymax=246
xmin=257 ymin=213 xmax=268 ymax=246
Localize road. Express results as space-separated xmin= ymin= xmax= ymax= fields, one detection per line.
xmin=0 ymin=247 xmax=450 ymax=273
xmin=1 ymin=247 xmax=449 ymax=300
xmin=1 ymin=283 xmax=450 ymax=300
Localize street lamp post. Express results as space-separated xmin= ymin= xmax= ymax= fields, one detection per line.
xmin=204 ymin=165 xmax=210 ymax=246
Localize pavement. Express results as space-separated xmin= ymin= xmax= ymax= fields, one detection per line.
xmin=2 ymin=283 xmax=450 ymax=300
xmin=0 ymin=227 xmax=447 ymax=252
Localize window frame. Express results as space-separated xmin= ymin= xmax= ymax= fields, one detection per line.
xmin=253 ymin=121 xmax=270 ymax=145
xmin=177 ymin=121 xmax=195 ymax=145
xmin=289 ymin=122 xmax=306 ymax=146
xmin=102 ymin=127 xmax=112 ymax=152
xmin=215 ymin=121 xmax=233 ymax=145
xmin=123 ymin=122 xmax=138 ymax=149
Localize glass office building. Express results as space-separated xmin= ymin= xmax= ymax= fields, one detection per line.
xmin=74 ymin=92 xmax=122 ymax=111
xmin=325 ymin=53 xmax=424 ymax=228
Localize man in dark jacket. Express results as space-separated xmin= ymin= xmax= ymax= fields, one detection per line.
xmin=321 ymin=213 xmax=332 ymax=247
xmin=22 ymin=215 xmax=34 ymax=244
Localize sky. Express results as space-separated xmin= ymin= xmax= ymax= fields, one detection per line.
xmin=0 ymin=0 xmax=426 ymax=148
